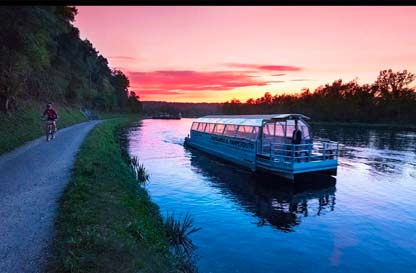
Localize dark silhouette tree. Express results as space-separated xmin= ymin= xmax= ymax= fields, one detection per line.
xmin=222 ymin=69 xmax=416 ymax=124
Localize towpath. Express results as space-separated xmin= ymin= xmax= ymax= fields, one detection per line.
xmin=0 ymin=120 xmax=101 ymax=273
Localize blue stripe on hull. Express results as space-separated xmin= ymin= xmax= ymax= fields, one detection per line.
xmin=186 ymin=139 xmax=256 ymax=171
xmin=293 ymin=160 xmax=338 ymax=174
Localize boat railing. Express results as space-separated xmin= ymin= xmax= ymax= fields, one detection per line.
xmin=264 ymin=141 xmax=339 ymax=165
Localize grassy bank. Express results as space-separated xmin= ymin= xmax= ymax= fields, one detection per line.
xmin=47 ymin=118 xmax=179 ymax=273
xmin=0 ymin=100 xmax=87 ymax=154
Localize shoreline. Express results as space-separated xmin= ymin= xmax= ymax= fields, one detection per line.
xmin=46 ymin=118 xmax=182 ymax=273
xmin=140 ymin=115 xmax=416 ymax=131
xmin=309 ymin=121 xmax=416 ymax=131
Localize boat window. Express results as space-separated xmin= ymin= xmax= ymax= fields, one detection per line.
xmin=236 ymin=125 xmax=255 ymax=140
xmin=286 ymin=120 xmax=296 ymax=138
xmin=263 ymin=123 xmax=275 ymax=136
xmin=204 ymin=123 xmax=215 ymax=133
xmin=213 ymin=124 xmax=225 ymax=135
xmin=275 ymin=122 xmax=285 ymax=137
xmin=286 ymin=119 xmax=310 ymax=139
xmin=251 ymin=127 xmax=259 ymax=140
xmin=197 ymin=122 xmax=206 ymax=132
xmin=191 ymin=122 xmax=199 ymax=130
xmin=223 ymin=124 xmax=237 ymax=137
xmin=298 ymin=120 xmax=310 ymax=139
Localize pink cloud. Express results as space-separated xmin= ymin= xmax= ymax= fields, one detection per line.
xmin=225 ymin=63 xmax=302 ymax=71
xmin=74 ymin=6 xmax=416 ymax=102
xmin=259 ymin=65 xmax=301 ymax=71
xmin=127 ymin=70 xmax=271 ymax=94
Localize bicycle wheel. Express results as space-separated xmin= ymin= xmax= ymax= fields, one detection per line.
xmin=46 ymin=124 xmax=52 ymax=141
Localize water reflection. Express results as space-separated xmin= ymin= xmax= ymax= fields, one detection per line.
xmin=314 ymin=125 xmax=416 ymax=178
xmin=127 ymin=119 xmax=416 ymax=273
xmin=188 ymin=149 xmax=336 ymax=232
xmin=313 ymin=124 xmax=416 ymax=152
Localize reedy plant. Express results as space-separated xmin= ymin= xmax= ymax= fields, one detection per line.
xmin=164 ymin=212 xmax=202 ymax=257
xmin=129 ymin=156 xmax=149 ymax=183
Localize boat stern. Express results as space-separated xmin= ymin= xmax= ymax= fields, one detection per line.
xmin=256 ymin=141 xmax=339 ymax=181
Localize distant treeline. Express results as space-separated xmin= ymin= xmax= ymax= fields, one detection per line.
xmin=223 ymin=69 xmax=416 ymax=123
xmin=141 ymin=69 xmax=416 ymax=123
xmin=0 ymin=6 xmax=142 ymax=114
xmin=142 ymin=101 xmax=223 ymax=117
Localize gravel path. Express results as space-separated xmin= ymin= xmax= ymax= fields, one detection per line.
xmin=0 ymin=120 xmax=101 ymax=273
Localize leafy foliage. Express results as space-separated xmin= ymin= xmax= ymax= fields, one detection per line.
xmin=127 ymin=91 xmax=143 ymax=113
xmin=0 ymin=6 xmax=141 ymax=114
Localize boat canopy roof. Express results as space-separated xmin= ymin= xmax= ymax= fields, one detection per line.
xmin=195 ymin=114 xmax=310 ymax=127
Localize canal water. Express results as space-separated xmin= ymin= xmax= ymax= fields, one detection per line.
xmin=127 ymin=118 xmax=416 ymax=273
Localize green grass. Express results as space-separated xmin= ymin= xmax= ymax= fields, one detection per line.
xmin=46 ymin=118 xmax=178 ymax=273
xmin=0 ymin=100 xmax=87 ymax=154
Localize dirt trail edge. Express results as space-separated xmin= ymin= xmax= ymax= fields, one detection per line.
xmin=0 ymin=120 xmax=102 ymax=273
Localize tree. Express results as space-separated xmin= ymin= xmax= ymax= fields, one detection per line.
xmin=0 ymin=6 xmax=134 ymax=114
xmin=111 ymin=69 xmax=130 ymax=110
xmin=373 ymin=69 xmax=415 ymax=100
xmin=127 ymin=92 xmax=142 ymax=113
xmin=372 ymin=70 xmax=416 ymax=121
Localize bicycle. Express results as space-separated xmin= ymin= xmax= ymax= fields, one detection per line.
xmin=42 ymin=118 xmax=57 ymax=142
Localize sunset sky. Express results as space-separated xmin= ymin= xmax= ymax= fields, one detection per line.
xmin=74 ymin=6 xmax=416 ymax=102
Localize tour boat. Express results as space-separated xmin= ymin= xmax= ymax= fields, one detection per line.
xmin=184 ymin=114 xmax=339 ymax=181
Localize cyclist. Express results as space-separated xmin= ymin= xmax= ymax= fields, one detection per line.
xmin=42 ymin=103 xmax=58 ymax=141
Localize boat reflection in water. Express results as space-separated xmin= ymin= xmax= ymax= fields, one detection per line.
xmin=188 ymin=148 xmax=336 ymax=232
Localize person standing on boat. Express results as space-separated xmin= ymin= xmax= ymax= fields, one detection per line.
xmin=292 ymin=118 xmax=303 ymax=162
xmin=292 ymin=118 xmax=302 ymax=145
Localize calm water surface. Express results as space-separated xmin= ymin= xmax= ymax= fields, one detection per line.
xmin=127 ymin=118 xmax=416 ymax=273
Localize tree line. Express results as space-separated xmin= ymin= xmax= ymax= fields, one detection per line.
xmin=142 ymin=101 xmax=223 ymax=117
xmin=0 ymin=6 xmax=142 ymax=114
xmin=223 ymin=69 xmax=416 ymax=124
